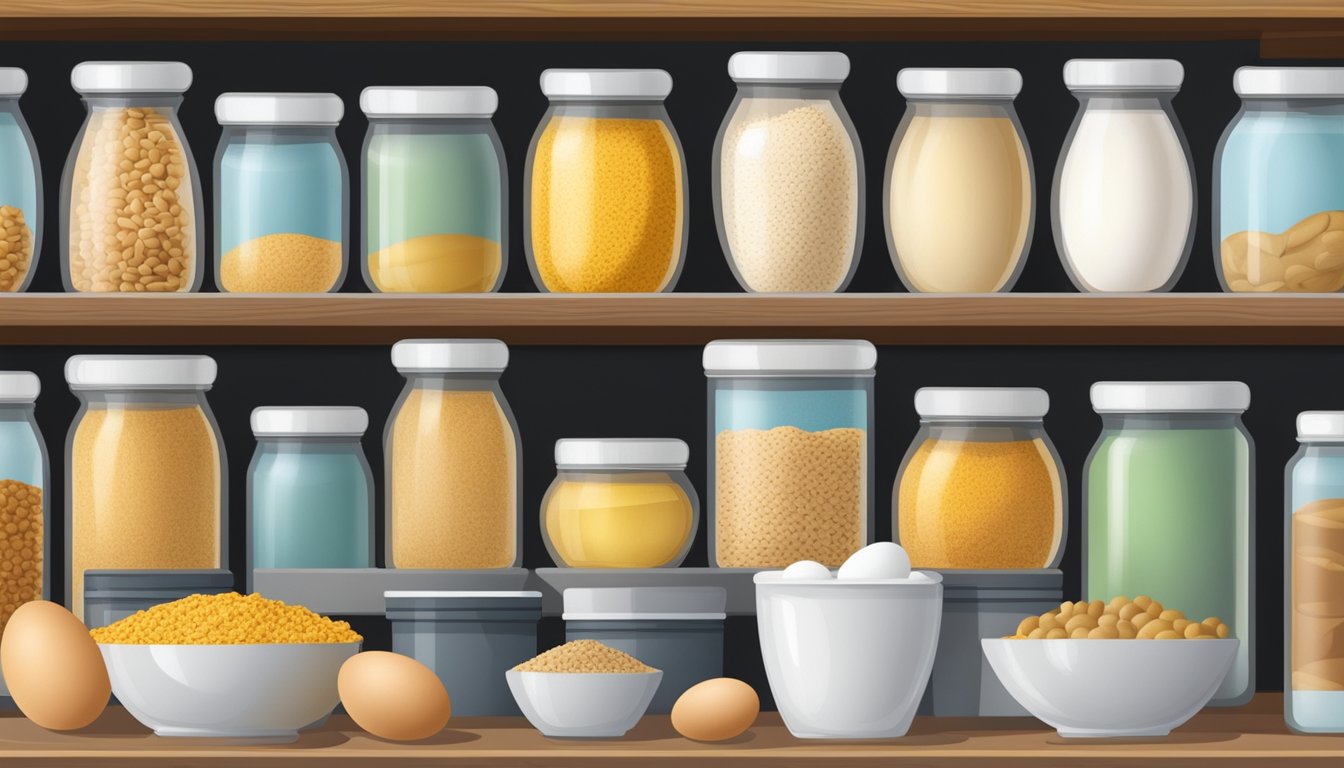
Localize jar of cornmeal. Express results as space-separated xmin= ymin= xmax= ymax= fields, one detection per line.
xmin=62 ymin=61 xmax=203 ymax=293
xmin=386 ymin=340 xmax=521 ymax=569
xmin=886 ymin=68 xmax=1033 ymax=293
xmin=1215 ymin=68 xmax=1344 ymax=292
xmin=64 ymin=355 xmax=225 ymax=622
xmin=542 ymin=438 xmax=698 ymax=568
xmin=896 ymin=387 xmax=1064 ymax=570
xmin=704 ymin=340 xmax=875 ymax=568
xmin=0 ymin=373 xmax=49 ymax=707
xmin=361 ymin=86 xmax=506 ymax=293
xmin=0 ymin=69 xmax=41 ymax=292
xmin=214 ymin=93 xmax=348 ymax=293
xmin=526 ymin=69 xmax=688 ymax=293
xmin=1085 ymin=381 xmax=1253 ymax=706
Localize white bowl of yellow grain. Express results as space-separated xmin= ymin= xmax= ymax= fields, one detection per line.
xmin=505 ymin=640 xmax=663 ymax=739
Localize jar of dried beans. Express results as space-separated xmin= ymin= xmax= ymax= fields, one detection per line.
xmin=0 ymin=372 xmax=49 ymax=707
xmin=0 ymin=69 xmax=41 ymax=293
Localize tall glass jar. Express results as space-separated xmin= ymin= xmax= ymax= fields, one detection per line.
xmin=1054 ymin=59 xmax=1195 ymax=293
xmin=1084 ymin=381 xmax=1253 ymax=706
xmin=713 ymin=51 xmax=863 ymax=293
xmin=895 ymin=388 xmax=1064 ymax=570
xmin=386 ymin=340 xmax=521 ymax=569
xmin=704 ymin=340 xmax=875 ymax=568
xmin=886 ymin=68 xmax=1033 ymax=293
xmin=0 ymin=373 xmax=48 ymax=706
xmin=0 ymin=70 xmax=41 ymax=293
xmin=525 ymin=69 xmax=688 ymax=293
xmin=62 ymin=61 xmax=203 ymax=293
xmin=1215 ymin=68 xmax=1344 ymax=292
xmin=361 ymin=86 xmax=506 ymax=294
xmin=64 ymin=355 xmax=225 ymax=622
xmin=214 ymin=93 xmax=348 ymax=293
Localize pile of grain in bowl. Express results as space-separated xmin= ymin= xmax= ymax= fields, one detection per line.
xmin=90 ymin=592 xmax=361 ymax=644
xmin=514 ymin=640 xmax=656 ymax=674
xmin=1005 ymin=595 xmax=1229 ymax=640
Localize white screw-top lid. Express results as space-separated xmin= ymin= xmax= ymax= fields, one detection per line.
xmin=555 ymin=438 xmax=689 ymax=469
xmin=359 ymin=86 xmax=498 ymax=118
xmin=252 ymin=406 xmax=368 ymax=437
xmin=1064 ymin=59 xmax=1184 ymax=92
xmin=540 ymin=69 xmax=673 ymax=101
xmin=1235 ymin=67 xmax=1344 ymax=98
xmin=0 ymin=68 xmax=28 ymax=98
xmin=65 ymin=354 xmax=217 ymax=389
xmin=728 ymin=51 xmax=850 ymax=84
xmin=391 ymin=339 xmax=509 ymax=373
xmin=897 ymin=68 xmax=1023 ymax=99
xmin=914 ymin=387 xmax=1049 ymax=420
xmin=1090 ymin=381 xmax=1250 ymax=413
xmin=215 ymin=93 xmax=344 ymax=125
xmin=72 ymin=61 xmax=192 ymax=94
xmin=703 ymin=339 xmax=877 ymax=374
xmin=1298 ymin=411 xmax=1344 ymax=441
xmin=0 ymin=372 xmax=39 ymax=403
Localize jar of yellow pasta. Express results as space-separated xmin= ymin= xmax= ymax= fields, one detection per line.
xmin=542 ymin=438 xmax=698 ymax=568
xmin=525 ymin=69 xmax=688 ymax=293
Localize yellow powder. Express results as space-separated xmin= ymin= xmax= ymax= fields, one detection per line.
xmin=515 ymin=639 xmax=655 ymax=674
xmin=91 ymin=592 xmax=360 ymax=644
xmin=0 ymin=480 xmax=42 ymax=638
xmin=220 ymin=233 xmax=343 ymax=293
xmin=72 ymin=406 xmax=220 ymax=621
xmin=898 ymin=438 xmax=1062 ymax=569
xmin=530 ymin=116 xmax=683 ymax=292
xmin=543 ymin=476 xmax=694 ymax=568
xmin=389 ymin=388 xmax=516 ymax=568
xmin=369 ymin=233 xmax=502 ymax=293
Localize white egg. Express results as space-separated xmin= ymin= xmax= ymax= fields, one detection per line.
xmin=782 ymin=560 xmax=833 ymax=580
xmin=838 ymin=542 xmax=912 ymax=580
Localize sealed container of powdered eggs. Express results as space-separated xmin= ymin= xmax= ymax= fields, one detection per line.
xmin=0 ymin=70 xmax=40 ymax=293
xmin=704 ymin=340 xmax=875 ymax=568
xmin=0 ymin=372 xmax=49 ymax=707
xmin=713 ymin=51 xmax=863 ymax=293
xmin=214 ymin=93 xmax=348 ymax=293
xmin=525 ymin=69 xmax=688 ymax=293
xmin=62 ymin=61 xmax=203 ymax=293
xmin=361 ymin=86 xmax=506 ymax=293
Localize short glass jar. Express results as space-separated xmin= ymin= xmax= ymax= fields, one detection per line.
xmin=713 ymin=51 xmax=863 ymax=293
xmin=0 ymin=372 xmax=49 ymax=706
xmin=214 ymin=93 xmax=348 ymax=293
xmin=525 ymin=69 xmax=688 ymax=293
xmin=361 ymin=86 xmax=506 ymax=293
xmin=542 ymin=438 xmax=698 ymax=568
xmin=895 ymin=387 xmax=1064 ymax=570
xmin=62 ymin=61 xmax=203 ymax=293
xmin=0 ymin=69 xmax=41 ymax=292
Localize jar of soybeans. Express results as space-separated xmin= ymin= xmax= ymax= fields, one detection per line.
xmin=0 ymin=69 xmax=41 ymax=293
xmin=0 ymin=372 xmax=49 ymax=706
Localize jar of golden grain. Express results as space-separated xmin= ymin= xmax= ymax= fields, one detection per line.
xmin=386 ymin=340 xmax=521 ymax=568
xmin=0 ymin=372 xmax=48 ymax=707
xmin=64 ymin=355 xmax=225 ymax=621
xmin=61 ymin=62 xmax=203 ymax=293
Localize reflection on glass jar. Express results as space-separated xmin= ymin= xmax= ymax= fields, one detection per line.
xmin=0 ymin=373 xmax=49 ymax=704
xmin=0 ymin=70 xmax=40 ymax=293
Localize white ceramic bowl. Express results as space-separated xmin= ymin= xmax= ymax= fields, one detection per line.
xmin=505 ymin=669 xmax=663 ymax=738
xmin=100 ymin=642 xmax=360 ymax=741
xmin=982 ymin=638 xmax=1239 ymax=738
xmin=754 ymin=570 xmax=943 ymax=739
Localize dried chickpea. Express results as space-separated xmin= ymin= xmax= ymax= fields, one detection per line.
xmin=1070 ymin=627 xmax=1090 ymax=639
xmin=1089 ymin=626 xmax=1119 ymax=639
xmin=1046 ymin=628 xmax=1067 ymax=639
xmin=1159 ymin=609 xmax=1185 ymax=622
xmin=1027 ymin=627 xmax=1046 ymax=639
xmin=1039 ymin=612 xmax=1059 ymax=631
xmin=1097 ymin=613 xmax=1119 ymax=628
xmin=1118 ymin=602 xmax=1141 ymax=621
xmin=1086 ymin=600 xmax=1104 ymax=618
xmin=1132 ymin=612 xmax=1155 ymax=629
xmin=1138 ymin=619 xmax=1173 ymax=639
xmin=1155 ymin=630 xmax=1182 ymax=640
xmin=1058 ymin=601 xmax=1074 ymax=616
xmin=1004 ymin=596 xmax=1235 ymax=642
xmin=1184 ymin=623 xmax=1203 ymax=639
xmin=1065 ymin=614 xmax=1097 ymax=633
xmin=1107 ymin=595 xmax=1130 ymax=613
xmin=1172 ymin=619 xmax=1191 ymax=633
xmin=1017 ymin=616 xmax=1039 ymax=636
xmin=1117 ymin=620 xmax=1137 ymax=639
xmin=1133 ymin=595 xmax=1152 ymax=610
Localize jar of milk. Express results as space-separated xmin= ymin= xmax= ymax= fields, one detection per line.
xmin=1053 ymin=59 xmax=1195 ymax=293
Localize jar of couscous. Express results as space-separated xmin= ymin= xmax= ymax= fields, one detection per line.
xmin=0 ymin=372 xmax=49 ymax=706
xmin=386 ymin=340 xmax=521 ymax=569
xmin=0 ymin=70 xmax=41 ymax=293
xmin=64 ymin=355 xmax=225 ymax=622
xmin=542 ymin=438 xmax=698 ymax=568
xmin=704 ymin=340 xmax=875 ymax=568
xmin=62 ymin=61 xmax=203 ymax=293
xmin=214 ymin=93 xmax=348 ymax=293
xmin=895 ymin=387 xmax=1065 ymax=570
xmin=525 ymin=69 xmax=688 ymax=293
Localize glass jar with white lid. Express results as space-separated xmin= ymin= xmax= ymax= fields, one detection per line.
xmin=0 ymin=372 xmax=49 ymax=707
xmin=0 ymin=69 xmax=40 ymax=292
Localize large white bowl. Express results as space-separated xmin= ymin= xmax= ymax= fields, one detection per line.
xmin=506 ymin=669 xmax=662 ymax=738
xmin=755 ymin=571 xmax=943 ymax=739
xmin=100 ymin=642 xmax=360 ymax=741
xmin=982 ymin=638 xmax=1239 ymax=738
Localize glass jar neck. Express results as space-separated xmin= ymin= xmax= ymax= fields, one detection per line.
xmin=0 ymin=402 xmax=34 ymax=421
xmin=83 ymin=94 xmax=183 ymax=112
xmin=735 ymin=82 xmax=842 ymax=99
xmin=221 ymin=123 xmax=338 ymax=140
xmin=547 ymin=101 xmax=670 ymax=120
xmin=76 ymin=388 xmax=208 ymax=406
xmin=1300 ymin=441 xmax=1344 ymax=456
xmin=1100 ymin=411 xmax=1241 ymax=430
xmin=1074 ymin=93 xmax=1173 ymax=110
xmin=557 ymin=468 xmax=681 ymax=480
xmin=1239 ymin=97 xmax=1344 ymax=115
xmin=257 ymin=435 xmax=364 ymax=448
xmin=403 ymin=371 xmax=501 ymax=389
xmin=924 ymin=419 xmax=1044 ymax=441
xmin=906 ymin=99 xmax=1017 ymax=119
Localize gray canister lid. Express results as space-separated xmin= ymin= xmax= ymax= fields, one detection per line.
xmin=84 ymin=569 xmax=235 ymax=596
xmin=385 ymin=590 xmax=543 ymax=619
xmin=933 ymin=569 xmax=1063 ymax=601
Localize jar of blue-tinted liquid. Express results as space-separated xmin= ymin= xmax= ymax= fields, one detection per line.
xmin=0 ymin=372 xmax=49 ymax=708
xmin=247 ymin=407 xmax=373 ymax=590
xmin=0 ymin=70 xmax=40 ymax=293
xmin=214 ymin=93 xmax=348 ymax=293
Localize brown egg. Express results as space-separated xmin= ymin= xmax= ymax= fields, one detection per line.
xmin=671 ymin=678 xmax=759 ymax=742
xmin=0 ymin=601 xmax=109 ymax=730
xmin=339 ymin=651 xmax=451 ymax=741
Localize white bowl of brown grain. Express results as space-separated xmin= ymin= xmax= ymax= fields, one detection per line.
xmin=505 ymin=639 xmax=663 ymax=739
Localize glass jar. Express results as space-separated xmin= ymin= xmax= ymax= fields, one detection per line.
xmin=361 ymin=86 xmax=506 ymax=294
xmin=64 ymin=355 xmax=225 ymax=622
xmin=895 ymin=387 xmax=1064 ymax=570
xmin=886 ymin=68 xmax=1033 ymax=293
xmin=525 ymin=69 xmax=688 ymax=293
xmin=247 ymin=407 xmax=374 ymax=590
xmin=713 ymin=51 xmax=863 ymax=293
xmin=1054 ymin=59 xmax=1195 ymax=293
xmin=0 ymin=373 xmax=49 ymax=705
xmin=1215 ymin=68 xmax=1344 ymax=292
xmin=1084 ymin=381 xmax=1253 ymax=706
xmin=704 ymin=340 xmax=875 ymax=568
xmin=386 ymin=340 xmax=521 ymax=569
xmin=61 ymin=61 xmax=202 ymax=293
xmin=542 ymin=438 xmax=698 ymax=568
xmin=214 ymin=93 xmax=348 ymax=293
xmin=0 ymin=70 xmax=41 ymax=293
